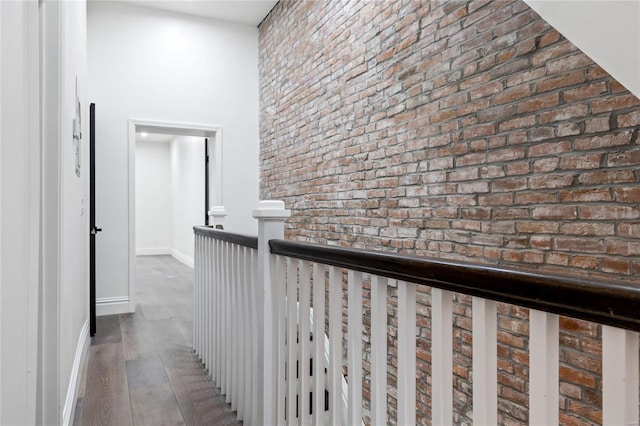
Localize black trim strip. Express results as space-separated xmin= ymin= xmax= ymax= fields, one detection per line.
xmin=194 ymin=226 xmax=258 ymax=249
xmin=269 ymin=239 xmax=640 ymax=332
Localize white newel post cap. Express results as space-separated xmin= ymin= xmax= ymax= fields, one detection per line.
xmin=208 ymin=206 xmax=227 ymax=227
xmin=252 ymin=200 xmax=291 ymax=219
xmin=208 ymin=206 xmax=227 ymax=218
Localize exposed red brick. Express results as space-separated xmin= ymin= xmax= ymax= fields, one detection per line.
xmin=574 ymin=132 xmax=632 ymax=150
xmin=578 ymin=169 xmax=635 ymax=185
xmin=561 ymin=222 xmax=615 ymax=236
xmin=515 ymin=191 xmax=558 ymax=204
xmin=601 ymin=257 xmax=631 ymax=274
xmin=529 ymin=140 xmax=571 ymax=157
xmin=578 ymin=205 xmax=640 ymax=220
xmin=546 ymin=53 xmax=593 ymax=74
xmin=607 ymin=149 xmax=640 ymax=167
xmin=528 ymin=174 xmax=574 ymax=189
xmin=614 ymin=187 xmax=640 ymax=203
xmin=560 ymin=188 xmax=611 ymax=203
xmin=259 ymin=1 xmax=640 ymax=424
xmin=539 ymin=105 xmax=589 ymax=124
xmin=535 ymin=71 xmax=585 ymax=93
xmin=618 ymin=223 xmax=640 ymax=237
xmin=592 ymin=94 xmax=640 ymax=113
xmin=517 ymin=92 xmax=559 ymax=114
xmin=561 ymin=154 xmax=602 ymax=171
xmin=532 ymin=205 xmax=576 ymax=220
xmin=494 ymin=84 xmax=532 ymax=105
xmin=570 ymin=256 xmax=598 ymax=270
xmin=538 ymin=29 xmax=560 ymax=47
xmin=547 ymin=252 xmax=569 ymax=266
xmin=562 ymin=82 xmax=608 ymax=103
xmin=559 ymin=366 xmax=597 ymax=388
xmin=583 ymin=116 xmax=610 ymax=133
xmin=555 ymin=238 xmax=604 ymax=253
xmin=516 ymin=221 xmax=559 ymax=233
xmin=617 ymin=110 xmax=640 ymax=127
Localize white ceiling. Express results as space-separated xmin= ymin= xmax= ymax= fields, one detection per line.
xmin=116 ymin=0 xmax=279 ymax=26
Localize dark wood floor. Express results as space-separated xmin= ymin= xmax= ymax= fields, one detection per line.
xmin=74 ymin=255 xmax=241 ymax=426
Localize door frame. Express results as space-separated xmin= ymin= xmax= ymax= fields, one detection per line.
xmin=125 ymin=119 xmax=223 ymax=313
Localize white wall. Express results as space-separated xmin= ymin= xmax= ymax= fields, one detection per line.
xmin=1 ymin=1 xmax=89 ymax=425
xmin=135 ymin=140 xmax=172 ymax=254
xmin=171 ymin=135 xmax=205 ymax=265
xmin=41 ymin=1 xmax=91 ymax=424
xmin=1 ymin=2 xmax=41 ymax=424
xmin=88 ymin=2 xmax=259 ymax=312
xmin=59 ymin=4 xmax=90 ymax=421
xmin=526 ymin=0 xmax=640 ymax=98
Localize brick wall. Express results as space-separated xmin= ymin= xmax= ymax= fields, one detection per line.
xmin=258 ymin=0 xmax=640 ymax=424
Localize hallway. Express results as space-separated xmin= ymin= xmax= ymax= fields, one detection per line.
xmin=74 ymin=256 xmax=240 ymax=425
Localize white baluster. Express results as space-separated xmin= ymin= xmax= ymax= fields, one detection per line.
xmin=194 ymin=235 xmax=199 ymax=356
xmin=286 ymin=258 xmax=298 ymax=425
xmin=194 ymin=235 xmax=200 ymax=357
xmin=241 ymin=247 xmax=251 ymax=422
xmin=253 ymin=200 xmax=291 ymax=425
xmin=348 ymin=270 xmax=363 ymax=426
xmin=328 ymin=266 xmax=343 ymax=425
xmin=198 ymin=235 xmax=204 ymax=362
xmin=432 ymin=288 xmax=452 ymax=426
xmin=276 ymin=255 xmax=287 ymax=425
xmin=223 ymin=241 xmax=231 ymax=400
xmin=231 ymin=244 xmax=243 ymax=413
xmin=219 ymin=241 xmax=225 ymax=393
xmin=233 ymin=244 xmax=241 ymax=414
xmin=228 ymin=242 xmax=235 ymax=404
xmin=208 ymin=236 xmax=214 ymax=374
xmin=370 ymin=275 xmax=387 ymax=425
xmin=299 ymin=260 xmax=312 ymax=424
xmin=529 ymin=310 xmax=558 ymax=425
xmin=202 ymin=235 xmax=207 ymax=362
xmin=397 ymin=281 xmax=416 ymax=426
xmin=472 ymin=297 xmax=497 ymax=425
xmin=312 ymin=263 xmax=326 ymax=425
xmin=215 ymin=238 xmax=222 ymax=386
xmin=203 ymin=236 xmax=209 ymax=373
xmin=199 ymin=236 xmax=205 ymax=368
xmin=250 ymin=248 xmax=259 ymax=425
xmin=207 ymin=235 xmax=212 ymax=369
xmin=603 ymin=325 xmax=639 ymax=426
xmin=212 ymin=237 xmax=218 ymax=377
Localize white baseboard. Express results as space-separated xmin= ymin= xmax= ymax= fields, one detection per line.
xmin=62 ymin=319 xmax=89 ymax=426
xmin=136 ymin=247 xmax=171 ymax=256
xmin=96 ymin=296 xmax=133 ymax=316
xmin=171 ymin=248 xmax=194 ymax=268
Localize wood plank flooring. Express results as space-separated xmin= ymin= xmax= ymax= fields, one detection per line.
xmin=74 ymin=255 xmax=241 ymax=426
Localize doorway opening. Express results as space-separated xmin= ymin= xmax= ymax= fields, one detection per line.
xmin=126 ymin=119 xmax=223 ymax=313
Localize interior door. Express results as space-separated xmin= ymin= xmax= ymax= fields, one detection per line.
xmin=89 ymin=103 xmax=101 ymax=336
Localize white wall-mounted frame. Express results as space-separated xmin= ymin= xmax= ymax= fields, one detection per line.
xmin=123 ymin=119 xmax=223 ymax=315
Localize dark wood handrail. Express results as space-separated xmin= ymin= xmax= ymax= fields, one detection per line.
xmin=269 ymin=239 xmax=640 ymax=332
xmin=194 ymin=226 xmax=258 ymax=249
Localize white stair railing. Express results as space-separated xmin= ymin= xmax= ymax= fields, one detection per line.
xmin=269 ymin=236 xmax=640 ymax=426
xmin=195 ymin=200 xmax=640 ymax=426
xmin=193 ymin=228 xmax=259 ymax=424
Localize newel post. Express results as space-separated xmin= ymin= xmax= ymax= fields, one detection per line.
xmin=208 ymin=206 xmax=227 ymax=229
xmin=252 ymin=200 xmax=290 ymax=425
